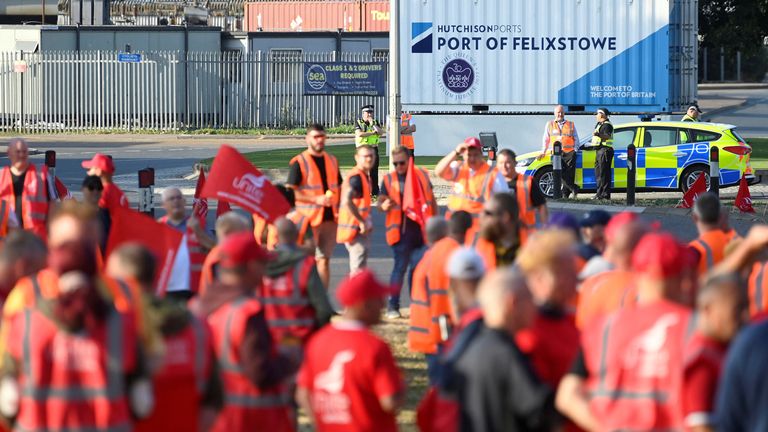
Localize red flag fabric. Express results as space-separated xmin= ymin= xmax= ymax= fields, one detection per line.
xmin=676 ymin=173 xmax=707 ymax=209
xmin=54 ymin=177 xmax=73 ymax=200
xmin=402 ymin=158 xmax=429 ymax=239
xmin=216 ymin=199 xmax=232 ymax=217
xmin=735 ymin=174 xmax=756 ymax=213
xmin=201 ymin=145 xmax=290 ymax=223
xmin=192 ymin=167 xmax=209 ymax=220
xmin=106 ymin=207 xmax=184 ymax=292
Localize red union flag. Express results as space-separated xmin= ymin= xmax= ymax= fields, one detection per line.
xmin=106 ymin=207 xmax=184 ymax=292
xmin=192 ymin=167 xmax=208 ymax=219
xmin=216 ymin=199 xmax=232 ymax=217
xmin=201 ymin=145 xmax=290 ymax=223
xmin=677 ymin=173 xmax=707 ymax=209
xmin=735 ymin=174 xmax=755 ymax=213
xmin=402 ymin=158 xmax=430 ymax=240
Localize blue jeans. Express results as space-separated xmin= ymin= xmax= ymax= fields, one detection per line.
xmin=388 ymin=241 xmax=426 ymax=311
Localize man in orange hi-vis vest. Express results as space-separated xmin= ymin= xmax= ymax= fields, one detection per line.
xmin=337 ymin=145 xmax=376 ymax=274
xmin=400 ymin=113 xmax=417 ymax=158
xmin=541 ymin=105 xmax=581 ymax=198
xmin=378 ymin=146 xmax=437 ymax=319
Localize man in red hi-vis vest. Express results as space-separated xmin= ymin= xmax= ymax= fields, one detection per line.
xmin=297 ymin=270 xmax=404 ymax=432
xmin=557 ymin=233 xmax=697 ymax=432
xmin=1 ymin=240 xmax=150 ymax=431
xmin=199 ymin=211 xmax=251 ymax=296
xmin=0 ymin=139 xmax=60 ymax=242
xmin=107 ymin=243 xmax=225 ymax=432
xmin=159 ymin=187 xmax=216 ymax=296
xmin=198 ymin=232 xmax=298 ymax=432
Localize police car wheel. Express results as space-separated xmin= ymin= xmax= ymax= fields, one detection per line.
xmin=533 ymin=167 xmax=555 ymax=198
xmin=681 ymin=166 xmax=711 ymax=192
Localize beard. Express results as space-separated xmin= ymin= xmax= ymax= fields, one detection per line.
xmin=480 ymin=221 xmax=503 ymax=241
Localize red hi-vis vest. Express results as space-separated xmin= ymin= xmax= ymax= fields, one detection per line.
xmin=10 ymin=307 xmax=135 ymax=432
xmin=0 ymin=164 xmax=53 ymax=241
xmin=748 ymin=260 xmax=768 ymax=317
xmin=0 ymin=200 xmax=10 ymax=240
xmin=447 ymin=162 xmax=495 ymax=216
xmin=547 ymin=120 xmax=576 ymax=153
xmin=514 ymin=174 xmax=538 ymax=245
xmin=401 ymin=113 xmax=414 ymax=150
xmin=336 ymin=167 xmax=371 ymax=243
xmin=583 ymin=300 xmax=693 ymax=431
xmin=207 ymin=297 xmax=294 ymax=432
xmin=160 ymin=215 xmax=207 ymax=294
xmin=291 ymin=150 xmax=341 ymax=227
xmin=136 ymin=316 xmax=213 ymax=432
xmin=383 ymin=168 xmax=434 ymax=246
xmin=199 ymin=246 xmax=222 ymax=297
xmin=260 ymin=255 xmax=317 ymax=344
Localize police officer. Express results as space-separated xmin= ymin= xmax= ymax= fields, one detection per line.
xmin=682 ymin=104 xmax=702 ymax=122
xmin=590 ymin=108 xmax=614 ymax=200
xmin=355 ymin=105 xmax=383 ymax=196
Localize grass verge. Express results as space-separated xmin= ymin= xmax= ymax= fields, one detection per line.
xmin=748 ymin=138 xmax=768 ymax=169
xmin=201 ymin=144 xmax=444 ymax=171
xmin=0 ymin=125 xmax=357 ymax=136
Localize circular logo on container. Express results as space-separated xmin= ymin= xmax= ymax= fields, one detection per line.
xmin=306 ymin=65 xmax=327 ymax=90
xmin=441 ymin=59 xmax=474 ymax=94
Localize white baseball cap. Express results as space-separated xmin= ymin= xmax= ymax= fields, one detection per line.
xmin=446 ymin=247 xmax=486 ymax=280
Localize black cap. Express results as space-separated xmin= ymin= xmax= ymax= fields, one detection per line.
xmin=580 ymin=209 xmax=612 ymax=227
xmin=597 ymin=107 xmax=611 ymax=117
xmin=361 ymin=105 xmax=374 ymax=113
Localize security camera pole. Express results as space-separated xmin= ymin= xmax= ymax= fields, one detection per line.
xmin=387 ymin=0 xmax=401 ymax=171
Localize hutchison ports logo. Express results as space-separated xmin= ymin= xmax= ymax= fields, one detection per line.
xmin=412 ymin=22 xmax=433 ymax=53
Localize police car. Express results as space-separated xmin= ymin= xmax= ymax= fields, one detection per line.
xmin=515 ymin=121 xmax=755 ymax=198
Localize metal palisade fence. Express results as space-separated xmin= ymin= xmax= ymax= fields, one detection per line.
xmin=0 ymin=50 xmax=388 ymax=133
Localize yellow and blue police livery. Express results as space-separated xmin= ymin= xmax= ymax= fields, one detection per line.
xmin=516 ymin=121 xmax=754 ymax=197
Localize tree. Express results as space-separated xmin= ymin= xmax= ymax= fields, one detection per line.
xmin=699 ymin=0 xmax=768 ymax=56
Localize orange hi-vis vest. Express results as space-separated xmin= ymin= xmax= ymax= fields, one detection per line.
xmin=583 ymin=301 xmax=693 ymax=431
xmin=256 ymin=211 xmax=312 ymax=251
xmin=198 ymin=245 xmax=222 ymax=297
xmin=160 ymin=215 xmax=207 ymax=294
xmin=514 ymin=174 xmax=538 ymax=245
xmin=447 ymin=162 xmax=495 ymax=216
xmin=472 ymin=235 xmax=497 ymax=272
xmin=576 ymin=269 xmax=637 ymax=329
xmin=208 ymin=297 xmax=294 ymax=432
xmin=10 ymin=306 xmax=136 ymax=432
xmin=426 ymin=237 xmax=460 ymax=328
xmin=689 ymin=229 xmax=731 ymax=276
xmin=547 ymin=120 xmax=576 ymax=153
xmin=401 ymin=113 xmax=414 ymax=150
xmin=136 ymin=315 xmax=213 ymax=432
xmin=336 ymin=167 xmax=371 ymax=243
xmin=383 ymin=168 xmax=434 ymax=246
xmin=408 ymin=249 xmax=437 ymax=354
xmin=259 ymin=255 xmax=317 ymax=345
xmin=0 ymin=164 xmax=53 ymax=241
xmin=748 ymin=260 xmax=768 ymax=317
xmin=291 ymin=150 xmax=340 ymax=227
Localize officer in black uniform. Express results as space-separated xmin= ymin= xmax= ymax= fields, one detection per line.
xmin=590 ymin=108 xmax=614 ymax=200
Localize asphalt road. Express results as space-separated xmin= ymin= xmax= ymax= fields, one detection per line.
xmin=702 ymin=87 xmax=768 ymax=137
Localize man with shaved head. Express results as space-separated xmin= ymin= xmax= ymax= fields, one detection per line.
xmin=542 ymin=105 xmax=580 ymax=198
xmin=0 ymin=138 xmax=59 ymax=241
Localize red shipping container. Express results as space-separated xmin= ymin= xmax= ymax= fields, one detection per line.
xmin=362 ymin=0 xmax=389 ymax=31
xmin=243 ymin=1 xmax=389 ymax=32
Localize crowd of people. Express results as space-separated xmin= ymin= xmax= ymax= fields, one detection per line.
xmin=0 ymin=100 xmax=761 ymax=432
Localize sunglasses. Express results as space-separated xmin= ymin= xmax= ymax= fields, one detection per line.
xmin=85 ymin=185 xmax=102 ymax=192
xmin=483 ymin=209 xmax=500 ymax=216
xmin=393 ymin=161 xmax=407 ymax=166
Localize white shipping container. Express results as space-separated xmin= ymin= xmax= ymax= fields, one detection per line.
xmin=399 ymin=0 xmax=697 ymax=114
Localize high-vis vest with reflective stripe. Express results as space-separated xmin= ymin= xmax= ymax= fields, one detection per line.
xmin=583 ymin=301 xmax=692 ymax=431
xmin=401 ymin=113 xmax=414 ymax=150
xmin=290 ymin=150 xmax=340 ymax=227
xmin=383 ymin=168 xmax=434 ymax=246
xmin=748 ymin=261 xmax=768 ymax=317
xmin=689 ymin=230 xmax=730 ymax=276
xmin=261 ymin=211 xmax=312 ymax=251
xmin=547 ymin=120 xmax=576 ymax=153
xmin=426 ymin=237 xmax=460 ymax=329
xmin=260 ymin=255 xmax=317 ymax=344
xmin=408 ymin=250 xmax=437 ymax=354
xmin=336 ymin=168 xmax=371 ymax=244
xmin=590 ymin=120 xmax=614 ymax=147
xmin=355 ymin=119 xmax=381 ymax=147
xmin=447 ymin=163 xmax=495 ymax=216
xmin=514 ymin=174 xmax=538 ymax=245
xmin=136 ymin=316 xmax=212 ymax=432
xmin=207 ymin=297 xmax=294 ymax=432
xmin=0 ymin=164 xmax=53 ymax=241
xmin=160 ymin=215 xmax=207 ymax=294
xmin=13 ymin=307 xmax=134 ymax=432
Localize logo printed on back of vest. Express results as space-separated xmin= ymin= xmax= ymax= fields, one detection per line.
xmin=624 ymin=313 xmax=679 ymax=378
